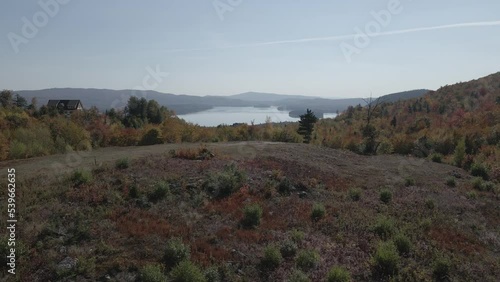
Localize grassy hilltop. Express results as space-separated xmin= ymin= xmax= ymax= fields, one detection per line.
xmin=0 ymin=72 xmax=499 ymax=281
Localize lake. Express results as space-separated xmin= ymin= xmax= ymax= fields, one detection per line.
xmin=178 ymin=106 xmax=337 ymax=127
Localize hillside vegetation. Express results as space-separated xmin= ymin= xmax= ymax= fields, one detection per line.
xmin=1 ymin=142 xmax=498 ymax=281
xmin=0 ymin=72 xmax=499 ymax=281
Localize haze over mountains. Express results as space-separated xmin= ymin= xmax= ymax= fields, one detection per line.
xmin=16 ymin=88 xmax=430 ymax=117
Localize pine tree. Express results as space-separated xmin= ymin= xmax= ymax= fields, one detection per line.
xmin=297 ymin=109 xmax=318 ymax=144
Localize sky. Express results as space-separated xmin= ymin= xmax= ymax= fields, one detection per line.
xmin=1 ymin=0 xmax=500 ymax=98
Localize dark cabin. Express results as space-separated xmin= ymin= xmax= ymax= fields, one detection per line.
xmin=47 ymin=100 xmax=84 ymax=114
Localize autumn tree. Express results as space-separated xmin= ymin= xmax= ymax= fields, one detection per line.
xmin=0 ymin=90 xmax=13 ymax=108
xmin=124 ymin=97 xmax=168 ymax=127
xmin=297 ymin=109 xmax=318 ymax=144
xmin=361 ymin=95 xmax=382 ymax=154
xmin=15 ymin=94 xmax=28 ymax=109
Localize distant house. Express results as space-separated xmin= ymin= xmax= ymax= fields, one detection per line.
xmin=47 ymin=100 xmax=84 ymax=114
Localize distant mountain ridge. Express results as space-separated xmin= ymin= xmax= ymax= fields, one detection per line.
xmin=15 ymin=88 xmax=431 ymax=117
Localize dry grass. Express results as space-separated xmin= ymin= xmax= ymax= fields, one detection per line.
xmin=2 ymin=142 xmax=499 ymax=281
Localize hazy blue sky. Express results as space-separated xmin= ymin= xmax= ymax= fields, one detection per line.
xmin=1 ymin=0 xmax=500 ymax=98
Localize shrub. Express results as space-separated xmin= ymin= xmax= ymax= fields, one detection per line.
xmin=372 ymin=216 xmax=395 ymax=240
xmin=169 ymin=260 xmax=206 ymax=282
xmin=432 ymin=257 xmax=451 ymax=281
xmin=420 ymin=219 xmax=432 ymax=232
xmin=430 ymin=153 xmax=443 ymax=163
xmin=241 ymin=204 xmax=263 ymax=229
xmin=9 ymin=126 xmax=55 ymax=159
xmin=140 ymin=128 xmax=163 ymax=146
xmin=404 ymin=178 xmax=415 ymax=187
xmin=288 ymin=269 xmax=310 ymax=282
xmin=261 ymin=245 xmax=283 ymax=270
xmin=115 ymin=158 xmax=129 ymax=169
xmin=311 ymin=203 xmax=326 ymax=221
xmin=483 ymin=181 xmax=495 ymax=192
xmin=471 ymin=177 xmax=484 ymax=191
xmin=149 ymin=181 xmax=170 ymax=203
xmin=348 ymin=188 xmax=361 ymax=201
xmin=164 ymin=237 xmax=190 ymax=267
xmin=174 ymin=145 xmax=214 ymax=160
xmin=425 ymin=198 xmax=435 ymax=210
xmin=128 ymin=185 xmax=140 ymax=198
xmin=453 ymin=138 xmax=466 ymax=167
xmin=290 ymin=229 xmax=305 ymax=243
xmin=204 ymin=266 xmax=220 ymax=282
xmin=278 ymin=177 xmax=295 ymax=195
xmin=70 ymin=169 xmax=92 ymax=186
xmin=140 ymin=264 xmax=167 ymax=282
xmin=445 ymin=177 xmax=456 ymax=187
xmin=470 ymin=162 xmax=489 ymax=180
xmin=379 ymin=189 xmax=392 ymax=204
xmin=203 ymin=164 xmax=246 ymax=198
xmin=393 ymin=234 xmax=411 ymax=255
xmin=372 ymin=241 xmax=399 ymax=276
xmin=326 ymin=266 xmax=351 ymax=282
xmin=280 ymin=240 xmax=298 ymax=258
xmin=296 ymin=250 xmax=320 ymax=271
xmin=466 ymin=191 xmax=477 ymax=199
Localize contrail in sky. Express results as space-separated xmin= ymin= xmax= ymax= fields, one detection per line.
xmin=164 ymin=20 xmax=500 ymax=52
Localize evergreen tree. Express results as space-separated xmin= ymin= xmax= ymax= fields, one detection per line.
xmin=390 ymin=116 xmax=397 ymax=127
xmin=297 ymin=109 xmax=318 ymax=144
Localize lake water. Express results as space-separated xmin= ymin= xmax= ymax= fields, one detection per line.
xmin=178 ymin=106 xmax=337 ymax=127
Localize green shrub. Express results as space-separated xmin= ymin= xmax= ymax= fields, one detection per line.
xmin=372 ymin=216 xmax=395 ymax=240
xmin=483 ymin=181 xmax=495 ymax=192
xmin=241 ymin=204 xmax=263 ymax=229
xmin=129 ymin=185 xmax=139 ymax=198
xmin=169 ymin=260 xmax=206 ymax=282
xmin=372 ymin=241 xmax=399 ymax=276
xmin=470 ymin=162 xmax=489 ymax=180
xmin=466 ymin=191 xmax=477 ymax=199
xmin=296 ymin=250 xmax=320 ymax=271
xmin=379 ymin=189 xmax=392 ymax=204
xmin=203 ymin=164 xmax=246 ymax=198
xmin=115 ymin=158 xmax=129 ymax=169
xmin=288 ymin=269 xmax=310 ymax=282
xmin=471 ymin=177 xmax=484 ymax=191
xmin=140 ymin=128 xmax=163 ymax=146
xmin=420 ymin=219 xmax=432 ymax=232
xmin=326 ymin=266 xmax=351 ymax=282
xmin=425 ymin=198 xmax=435 ymax=210
xmin=140 ymin=264 xmax=167 ymax=282
xmin=204 ymin=266 xmax=220 ymax=282
xmin=70 ymin=169 xmax=92 ymax=186
xmin=404 ymin=178 xmax=415 ymax=187
xmin=348 ymin=188 xmax=361 ymax=201
xmin=280 ymin=240 xmax=298 ymax=258
xmin=445 ymin=177 xmax=456 ymax=187
xmin=149 ymin=181 xmax=170 ymax=203
xmin=311 ymin=203 xmax=326 ymax=221
xmin=164 ymin=237 xmax=190 ymax=267
xmin=432 ymin=257 xmax=451 ymax=281
xmin=430 ymin=153 xmax=443 ymax=163
xmin=453 ymin=138 xmax=466 ymax=167
xmin=393 ymin=234 xmax=411 ymax=255
xmin=9 ymin=126 xmax=55 ymax=159
xmin=290 ymin=229 xmax=305 ymax=243
xmin=261 ymin=245 xmax=282 ymax=270
xmin=278 ymin=177 xmax=294 ymax=195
